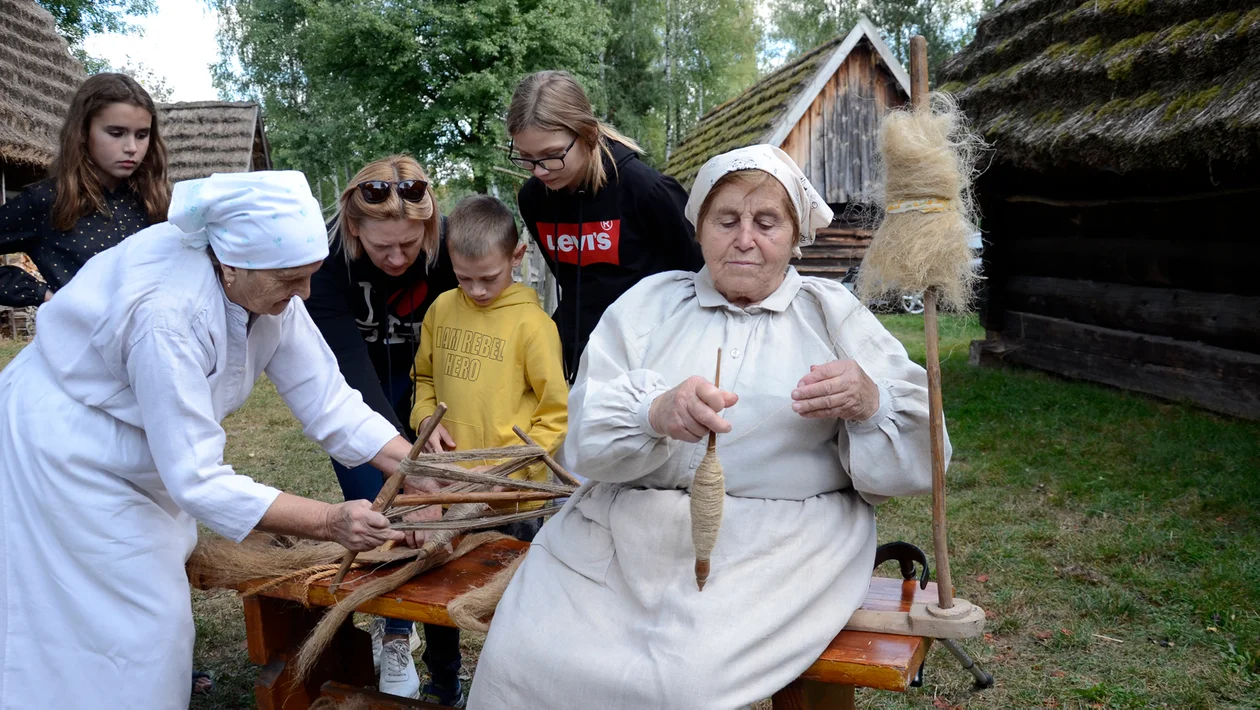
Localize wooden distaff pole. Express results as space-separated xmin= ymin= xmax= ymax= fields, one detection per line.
xmin=909 ymin=35 xmax=954 ymax=611
xmin=330 ymin=402 xmax=448 ymax=592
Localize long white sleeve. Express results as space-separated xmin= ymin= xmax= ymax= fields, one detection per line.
xmin=564 ymin=300 xmax=683 ymax=483
xmin=809 ymin=283 xmax=944 ymax=505
xmin=125 ymin=327 xmax=279 ymax=541
xmin=266 ymin=298 xmax=399 ymax=468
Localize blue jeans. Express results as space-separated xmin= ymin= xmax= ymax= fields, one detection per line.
xmin=332 ymin=374 xmax=415 ymax=637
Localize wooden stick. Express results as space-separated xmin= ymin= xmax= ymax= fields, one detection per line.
xmin=402 ymin=461 xmax=575 ymax=494
xmin=512 ymin=425 xmax=581 ymax=486
xmin=331 ymin=403 xmax=448 ymax=591
xmin=392 ymin=490 xmax=563 ymax=507
xmin=910 ymin=33 xmax=954 ymax=612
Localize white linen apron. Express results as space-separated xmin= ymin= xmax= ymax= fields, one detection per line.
xmin=470 ymin=267 xmax=944 ymax=709
xmin=0 ymin=226 xmax=397 ymax=709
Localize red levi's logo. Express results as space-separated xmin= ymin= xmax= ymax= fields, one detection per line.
xmin=537 ymin=220 xmax=621 ymax=266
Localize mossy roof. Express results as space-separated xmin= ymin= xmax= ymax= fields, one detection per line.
xmin=664 ymin=34 xmax=850 ymax=188
xmin=158 ymin=102 xmax=271 ymax=182
xmin=938 ymin=0 xmax=1260 ymax=174
xmin=0 ymin=0 xmax=86 ymax=169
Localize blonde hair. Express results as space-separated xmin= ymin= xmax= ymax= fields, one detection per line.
xmin=328 ymin=155 xmax=439 ymax=267
xmin=507 ymin=70 xmax=641 ymax=195
xmin=447 ymin=194 xmax=519 ymax=259
xmin=697 ymin=170 xmax=800 ymax=246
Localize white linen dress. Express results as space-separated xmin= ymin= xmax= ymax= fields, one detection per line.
xmin=0 ymin=225 xmax=398 ymax=709
xmin=469 ymin=266 xmax=944 ymax=709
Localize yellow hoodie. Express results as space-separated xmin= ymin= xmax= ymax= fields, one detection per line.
xmin=409 ymin=283 xmax=568 ymax=508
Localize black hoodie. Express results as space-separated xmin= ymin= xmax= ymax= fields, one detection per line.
xmin=305 ymin=222 xmax=458 ymax=433
xmin=518 ymin=140 xmax=702 ymax=381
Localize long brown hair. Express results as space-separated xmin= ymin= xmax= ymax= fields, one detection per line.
xmin=328 ymin=155 xmax=440 ymax=268
xmin=506 ymin=70 xmax=641 ymax=195
xmin=50 ymin=73 xmax=170 ymax=231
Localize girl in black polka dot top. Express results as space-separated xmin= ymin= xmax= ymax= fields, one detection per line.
xmin=0 ymin=73 xmax=171 ymax=307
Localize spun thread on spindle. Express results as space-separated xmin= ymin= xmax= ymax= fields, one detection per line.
xmin=690 ymin=349 xmax=725 ymax=591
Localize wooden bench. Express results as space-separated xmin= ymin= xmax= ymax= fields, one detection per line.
xmin=208 ymin=539 xmax=933 ymax=709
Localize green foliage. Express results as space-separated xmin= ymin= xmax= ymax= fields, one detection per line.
xmin=214 ymin=0 xmax=608 ymax=194
xmin=37 ymin=0 xmax=156 ymax=47
xmin=215 ymin=0 xmax=760 ymax=187
xmin=767 ymin=0 xmax=990 ymax=82
xmin=37 ymin=0 xmax=157 ymax=72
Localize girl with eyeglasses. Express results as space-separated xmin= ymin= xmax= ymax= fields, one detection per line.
xmin=507 ymin=70 xmax=703 ymax=384
xmin=305 ymin=154 xmax=458 ymax=701
xmin=1 ymin=73 xmax=169 ymax=307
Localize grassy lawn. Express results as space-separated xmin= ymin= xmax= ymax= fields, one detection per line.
xmin=1 ymin=316 xmax=1256 ymax=709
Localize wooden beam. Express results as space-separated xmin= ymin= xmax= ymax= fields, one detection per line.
xmin=1001 ymin=238 xmax=1260 ymax=295
xmin=975 ymin=312 xmax=1260 ymax=419
xmin=1004 ymin=276 xmax=1260 ymax=353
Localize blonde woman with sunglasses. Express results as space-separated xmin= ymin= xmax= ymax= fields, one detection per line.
xmin=306 ymin=154 xmax=459 ymax=702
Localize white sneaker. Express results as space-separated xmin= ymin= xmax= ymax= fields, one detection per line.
xmin=370 ymin=617 xmax=423 ymax=673
xmin=378 ymin=638 xmax=421 ymax=699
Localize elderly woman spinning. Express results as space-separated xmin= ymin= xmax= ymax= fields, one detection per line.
xmin=469 ymin=146 xmax=945 ymax=708
xmin=0 ymin=172 xmax=436 ymax=709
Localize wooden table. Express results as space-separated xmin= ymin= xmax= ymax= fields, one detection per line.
xmin=206 ymin=539 xmax=933 ymax=710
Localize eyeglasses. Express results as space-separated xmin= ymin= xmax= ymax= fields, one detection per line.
xmin=357 ymin=179 xmax=429 ymax=204
xmin=507 ymin=135 xmax=579 ymax=172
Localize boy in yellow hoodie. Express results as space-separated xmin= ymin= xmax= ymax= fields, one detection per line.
xmin=406 ymin=194 xmax=567 ymax=706
xmin=410 ymin=193 xmax=567 ymax=483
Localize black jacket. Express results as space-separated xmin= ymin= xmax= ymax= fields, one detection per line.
xmin=0 ymin=178 xmax=150 ymax=306
xmin=306 ymin=223 xmax=458 ymax=433
xmin=518 ymin=141 xmax=702 ymax=381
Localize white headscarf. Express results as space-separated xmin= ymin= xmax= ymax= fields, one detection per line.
xmin=684 ymin=145 xmax=834 ymax=258
xmin=168 ymin=171 xmax=329 ymax=269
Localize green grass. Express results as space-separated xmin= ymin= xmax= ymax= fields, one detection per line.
xmin=2 ymin=317 xmax=1258 ymax=708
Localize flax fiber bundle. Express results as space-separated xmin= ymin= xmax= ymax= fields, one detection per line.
xmin=857 ymin=92 xmax=984 ymax=312
xmin=291 ymin=505 xmax=503 ymax=682
xmin=446 ymin=548 xmax=529 ymax=633
xmin=186 ymin=533 xmax=421 ymax=590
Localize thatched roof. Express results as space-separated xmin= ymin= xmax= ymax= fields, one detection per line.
xmin=665 ymin=17 xmax=910 ymax=188
xmin=938 ymin=0 xmax=1260 ymax=174
xmin=0 ymin=0 xmax=87 ymax=169
xmin=158 ymin=101 xmax=272 ymax=182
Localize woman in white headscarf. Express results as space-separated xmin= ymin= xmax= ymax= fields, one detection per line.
xmin=468 ymin=146 xmax=945 ymax=709
xmin=0 ymin=171 xmax=440 ymax=709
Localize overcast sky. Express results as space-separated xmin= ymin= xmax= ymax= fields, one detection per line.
xmin=82 ymin=0 xmax=221 ymax=102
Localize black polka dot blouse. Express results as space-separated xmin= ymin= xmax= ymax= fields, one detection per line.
xmin=0 ymin=178 xmax=152 ymax=307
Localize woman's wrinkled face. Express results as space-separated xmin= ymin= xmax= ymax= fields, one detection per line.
xmin=352 ymin=218 xmax=426 ymax=277
xmin=698 ymin=177 xmax=797 ymax=307
xmin=87 ymin=102 xmax=152 ymax=190
xmin=511 ymin=127 xmax=588 ymax=192
xmin=223 ymin=261 xmax=324 ymax=316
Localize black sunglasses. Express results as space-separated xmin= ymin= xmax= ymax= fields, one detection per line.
xmin=357 ymin=179 xmax=429 ymax=204
xmin=507 ymin=135 xmax=579 ymax=172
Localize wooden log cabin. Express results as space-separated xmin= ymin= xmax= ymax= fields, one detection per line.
xmin=665 ymin=17 xmax=910 ymax=279
xmin=940 ymin=0 xmax=1260 ymax=419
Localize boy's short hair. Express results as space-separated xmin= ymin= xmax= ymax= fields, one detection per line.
xmin=447 ymin=194 xmax=520 ymax=259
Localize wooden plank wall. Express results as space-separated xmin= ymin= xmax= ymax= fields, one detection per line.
xmin=780 ymin=41 xmax=906 ymax=206
xmin=973 ymin=186 xmax=1260 ymax=419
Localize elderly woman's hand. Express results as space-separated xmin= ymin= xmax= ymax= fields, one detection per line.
xmin=649 ymin=376 xmax=739 ymax=443
xmin=324 ymin=499 xmax=404 ymax=552
xmin=791 ymin=360 xmax=880 ymax=421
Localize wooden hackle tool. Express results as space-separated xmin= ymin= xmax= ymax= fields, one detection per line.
xmin=329 ymin=402 xmax=448 ymax=592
